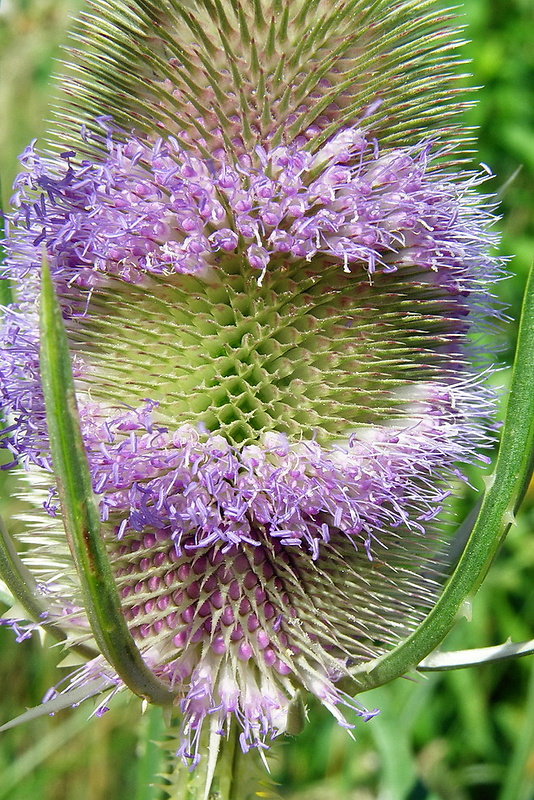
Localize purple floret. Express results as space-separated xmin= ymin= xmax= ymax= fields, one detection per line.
xmin=6 ymin=128 xmax=497 ymax=291
xmin=0 ymin=124 xmax=503 ymax=763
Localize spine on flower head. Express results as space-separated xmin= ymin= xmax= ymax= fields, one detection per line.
xmin=0 ymin=0 xmax=504 ymax=775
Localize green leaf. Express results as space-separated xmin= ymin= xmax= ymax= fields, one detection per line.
xmin=351 ymin=261 xmax=534 ymax=691
xmin=0 ymin=678 xmax=106 ymax=735
xmin=39 ymin=257 xmax=176 ymax=707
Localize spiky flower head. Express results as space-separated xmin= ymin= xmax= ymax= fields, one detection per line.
xmin=1 ymin=0 xmax=501 ymax=769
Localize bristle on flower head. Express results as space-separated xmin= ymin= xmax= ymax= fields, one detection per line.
xmin=55 ymin=0 xmax=472 ymax=163
xmin=1 ymin=0 xmax=502 ymax=767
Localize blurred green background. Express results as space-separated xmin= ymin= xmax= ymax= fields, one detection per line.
xmin=0 ymin=1 xmax=533 ymax=798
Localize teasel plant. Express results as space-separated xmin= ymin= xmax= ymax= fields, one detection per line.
xmin=0 ymin=1 xmax=533 ymax=798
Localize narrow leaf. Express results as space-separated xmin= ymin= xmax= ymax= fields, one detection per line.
xmin=351 ymin=261 xmax=534 ymax=690
xmin=0 ymin=678 xmax=106 ymax=734
xmin=39 ymin=258 xmax=176 ymax=707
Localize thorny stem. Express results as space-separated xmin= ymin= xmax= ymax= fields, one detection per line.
xmin=162 ymin=720 xmax=276 ymax=800
xmin=134 ymin=707 xmax=167 ymax=800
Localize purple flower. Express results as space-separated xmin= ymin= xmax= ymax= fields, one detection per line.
xmin=0 ymin=0 xmax=502 ymax=769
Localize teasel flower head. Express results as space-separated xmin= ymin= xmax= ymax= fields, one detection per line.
xmin=0 ymin=0 xmax=503 ymax=776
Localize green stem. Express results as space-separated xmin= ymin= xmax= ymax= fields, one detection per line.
xmin=162 ymin=721 xmax=274 ymax=800
xmin=162 ymin=723 xmax=238 ymax=800
xmin=39 ymin=257 xmax=176 ymax=707
xmin=351 ymin=261 xmax=534 ymax=691
xmin=134 ymin=707 xmax=167 ymax=800
xmin=209 ymin=723 xmax=240 ymax=800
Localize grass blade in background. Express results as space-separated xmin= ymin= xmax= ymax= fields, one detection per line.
xmin=0 ymin=188 xmax=13 ymax=307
